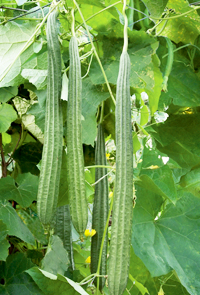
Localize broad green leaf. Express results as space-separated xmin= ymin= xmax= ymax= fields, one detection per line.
xmin=27 ymin=267 xmax=90 ymax=295
xmin=82 ymin=77 xmax=109 ymax=145
xmin=156 ymin=0 xmax=200 ymax=44
xmin=15 ymin=0 xmax=28 ymax=5
xmin=0 ymin=173 xmax=38 ymax=207
xmin=13 ymin=142 xmax=43 ymax=175
xmin=89 ymin=32 xmax=158 ymax=91
xmin=152 ymin=114 xmax=200 ymax=169
xmin=17 ymin=208 xmax=48 ymax=245
xmin=0 ymin=201 xmax=35 ymax=245
xmin=139 ymin=165 xmax=177 ymax=203
xmin=41 ymin=235 xmax=70 ymax=276
xmin=2 ymin=132 xmax=11 ymax=145
xmin=159 ymin=59 xmax=200 ymax=108
xmin=0 ymin=220 xmax=9 ymax=261
xmin=0 ymin=22 xmax=35 ymax=87
xmin=142 ymin=0 xmax=169 ymax=18
xmin=133 ymin=131 xmax=141 ymax=154
xmin=0 ymin=86 xmax=18 ymax=103
xmin=21 ymin=69 xmax=47 ymax=90
xmin=132 ymin=187 xmax=200 ymax=295
xmin=0 ymin=103 xmax=17 ymax=133
xmin=180 ymin=167 xmax=200 ymax=198
xmin=140 ymin=104 xmax=149 ymax=126
xmin=0 ymin=252 xmax=42 ymax=294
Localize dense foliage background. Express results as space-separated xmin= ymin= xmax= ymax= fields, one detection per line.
xmin=0 ymin=0 xmax=200 ymax=294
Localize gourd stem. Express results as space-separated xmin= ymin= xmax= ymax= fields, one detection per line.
xmin=71 ymin=8 xmax=75 ymax=37
xmin=123 ymin=0 xmax=128 ymax=53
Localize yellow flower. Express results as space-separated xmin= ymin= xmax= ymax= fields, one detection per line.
xmin=84 ymin=229 xmax=96 ymax=237
xmin=85 ymin=256 xmax=91 ymax=264
xmin=106 ymin=153 xmax=110 ymax=159
xmin=109 ymin=191 xmax=113 ymax=198
xmin=158 ymin=287 xmax=164 ymax=295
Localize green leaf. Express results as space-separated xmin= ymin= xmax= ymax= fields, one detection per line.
xmin=17 ymin=208 xmax=48 ymax=245
xmin=139 ymin=165 xmax=177 ymax=203
xmin=41 ymin=235 xmax=70 ymax=276
xmin=0 ymin=252 xmax=42 ymax=295
xmin=132 ymin=187 xmax=200 ymax=295
xmin=159 ymin=59 xmax=200 ymax=108
xmin=152 ymin=114 xmax=200 ymax=169
xmin=142 ymin=0 xmax=169 ymax=18
xmin=21 ymin=69 xmax=47 ymax=90
xmin=0 ymin=220 xmax=9 ymax=261
xmin=2 ymin=132 xmax=11 ymax=145
xmin=0 ymin=86 xmax=18 ymax=103
xmin=180 ymin=167 xmax=200 ymax=198
xmin=156 ymin=0 xmax=200 ymax=44
xmin=27 ymin=267 xmax=90 ymax=295
xmin=0 ymin=201 xmax=35 ymax=245
xmin=0 ymin=173 xmax=38 ymax=207
xmin=133 ymin=131 xmax=141 ymax=154
xmin=0 ymin=22 xmax=36 ymax=87
xmin=0 ymin=103 xmax=17 ymax=133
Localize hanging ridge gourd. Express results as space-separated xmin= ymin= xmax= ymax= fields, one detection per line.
xmin=108 ymin=1 xmax=133 ymax=294
xmin=67 ymin=34 xmax=88 ymax=237
xmin=37 ymin=9 xmax=63 ymax=226
xmin=91 ymin=123 xmax=108 ymax=291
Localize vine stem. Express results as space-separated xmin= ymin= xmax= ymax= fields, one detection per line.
xmin=85 ymin=165 xmax=114 ymax=170
xmin=96 ymin=192 xmax=114 ymax=294
xmin=0 ymin=1 xmax=61 ymax=83
xmin=73 ymin=0 xmax=116 ymax=105
xmin=122 ymin=0 xmax=128 ymax=53
xmin=151 ymin=6 xmax=200 ymax=20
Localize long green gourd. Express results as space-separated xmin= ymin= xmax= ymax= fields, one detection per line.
xmin=37 ymin=9 xmax=63 ymax=226
xmin=108 ymin=1 xmax=133 ymax=294
xmin=54 ymin=204 xmax=74 ymax=270
xmin=91 ymin=123 xmax=108 ymax=291
xmin=67 ymin=35 xmax=88 ymax=237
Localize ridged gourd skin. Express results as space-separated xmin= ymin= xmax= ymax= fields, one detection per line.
xmin=108 ymin=52 xmax=133 ymax=295
xmin=37 ymin=10 xmax=63 ymax=226
xmin=91 ymin=123 xmax=108 ymax=291
xmin=54 ymin=204 xmax=74 ymax=270
xmin=67 ymin=36 xmax=88 ymax=236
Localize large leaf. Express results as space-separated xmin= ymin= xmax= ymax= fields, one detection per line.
xmin=180 ymin=167 xmax=200 ymax=198
xmin=0 ymin=173 xmax=38 ymax=207
xmin=132 ymin=186 xmax=200 ymax=295
xmin=0 ymin=86 xmax=18 ymax=103
xmin=0 ymin=103 xmax=17 ymax=133
xmin=159 ymin=59 xmax=200 ymax=108
xmin=0 ymin=22 xmax=35 ymax=87
xmin=41 ymin=235 xmax=70 ymax=276
xmin=89 ymin=32 xmax=158 ymax=91
xmin=27 ymin=267 xmax=89 ymax=295
xmin=142 ymin=0 xmax=169 ymax=18
xmin=0 ymin=201 xmax=35 ymax=245
xmin=151 ymin=114 xmax=200 ymax=169
xmin=139 ymin=165 xmax=177 ymax=203
xmin=0 ymin=220 xmax=9 ymax=261
xmin=156 ymin=0 xmax=200 ymax=44
xmin=0 ymin=252 xmax=42 ymax=295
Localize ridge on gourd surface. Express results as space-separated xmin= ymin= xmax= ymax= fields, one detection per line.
xmin=67 ymin=36 xmax=88 ymax=237
xmin=108 ymin=51 xmax=133 ymax=295
xmin=37 ymin=9 xmax=63 ymax=226
xmin=91 ymin=123 xmax=108 ymax=291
